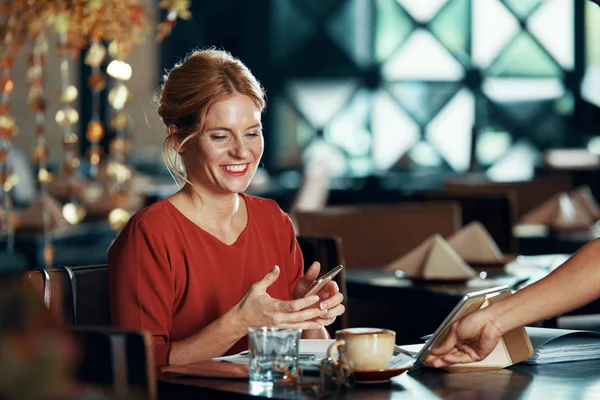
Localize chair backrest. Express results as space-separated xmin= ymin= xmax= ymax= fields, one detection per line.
xmin=296 ymin=235 xmax=348 ymax=333
xmin=418 ymin=191 xmax=518 ymax=254
xmin=24 ymin=268 xmax=67 ymax=325
xmin=443 ymin=174 xmax=573 ymax=217
xmin=293 ymin=202 xmax=461 ymax=268
xmin=70 ymin=326 xmax=156 ymax=400
xmin=24 ymin=264 xmax=110 ymax=326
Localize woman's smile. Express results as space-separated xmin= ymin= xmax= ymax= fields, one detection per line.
xmin=221 ymin=163 xmax=249 ymax=176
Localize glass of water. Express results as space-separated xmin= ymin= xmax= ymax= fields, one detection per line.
xmin=248 ymin=327 xmax=301 ymax=387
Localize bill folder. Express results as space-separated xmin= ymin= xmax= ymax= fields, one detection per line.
xmin=411 ymin=286 xmax=534 ymax=372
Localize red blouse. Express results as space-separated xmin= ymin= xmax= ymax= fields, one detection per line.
xmin=107 ymin=194 xmax=304 ymax=367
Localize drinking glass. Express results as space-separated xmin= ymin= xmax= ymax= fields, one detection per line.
xmin=248 ymin=327 xmax=301 ymax=387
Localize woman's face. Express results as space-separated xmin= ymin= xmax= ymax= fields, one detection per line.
xmin=182 ymin=93 xmax=264 ymax=196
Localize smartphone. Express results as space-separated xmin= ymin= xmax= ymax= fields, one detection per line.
xmin=302 ymin=264 xmax=344 ymax=298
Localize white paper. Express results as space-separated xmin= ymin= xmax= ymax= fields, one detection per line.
xmin=213 ymin=341 xmax=424 ymax=370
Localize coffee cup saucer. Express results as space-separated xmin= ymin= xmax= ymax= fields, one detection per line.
xmin=352 ymin=366 xmax=412 ymax=383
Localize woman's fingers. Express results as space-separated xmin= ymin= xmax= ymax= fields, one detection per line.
xmin=276 ymin=306 xmax=327 ymax=324
xmin=319 ymin=292 xmax=343 ymax=310
xmin=313 ymin=304 xmax=345 ymax=326
xmin=277 ymin=321 xmax=324 ymax=331
xmin=277 ymin=296 xmax=320 ymax=312
xmin=321 ymin=304 xmax=345 ymax=319
xmin=315 ymin=281 xmax=339 ymax=301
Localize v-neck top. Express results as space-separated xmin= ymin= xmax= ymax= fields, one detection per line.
xmin=107 ymin=194 xmax=304 ymax=367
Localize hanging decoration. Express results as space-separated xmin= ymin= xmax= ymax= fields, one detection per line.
xmin=0 ymin=0 xmax=192 ymax=249
xmin=50 ymin=27 xmax=88 ymax=225
xmin=17 ymin=26 xmax=68 ymax=268
xmin=104 ymin=40 xmax=144 ymax=230
xmin=0 ymin=5 xmax=27 ymax=254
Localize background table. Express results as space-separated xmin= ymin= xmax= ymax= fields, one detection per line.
xmin=344 ymin=264 xmax=545 ymax=344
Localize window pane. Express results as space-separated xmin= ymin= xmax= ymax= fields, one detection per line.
xmin=409 ymin=141 xmax=443 ymax=167
xmin=430 ymin=0 xmax=470 ymax=65
xmin=396 ymin=0 xmax=449 ymax=22
xmin=372 ymin=89 xmax=420 ymax=170
xmin=286 ymin=79 xmax=360 ymax=128
xmin=301 ymin=0 xmax=340 ymax=16
xmin=271 ymin=0 xmax=316 ymax=61
xmin=486 ymin=32 xmax=561 ymax=77
xmin=528 ymin=0 xmax=574 ymax=69
xmin=582 ymin=1 xmax=600 ymax=107
xmin=483 ymin=78 xmax=564 ymax=101
xmin=486 ymin=141 xmax=539 ymax=182
xmin=324 ymin=89 xmax=372 ymax=157
xmin=348 ymin=157 xmax=374 ymax=176
xmin=581 ymin=67 xmax=600 ymax=108
xmin=495 ymin=100 xmax=567 ymax=147
xmin=382 ymin=29 xmax=464 ymax=81
xmin=503 ymin=0 xmax=544 ymax=19
xmin=586 ymin=0 xmax=600 ymax=67
xmin=426 ymin=89 xmax=475 ymax=172
xmin=327 ymin=0 xmax=373 ymax=68
xmin=302 ymin=138 xmax=348 ymax=177
xmin=375 ymin=0 xmax=414 ymax=63
xmin=477 ymin=129 xmax=512 ymax=165
xmin=472 ymin=0 xmax=519 ymax=69
xmin=387 ymin=82 xmax=460 ymax=126
xmin=273 ymin=97 xmax=317 ymax=169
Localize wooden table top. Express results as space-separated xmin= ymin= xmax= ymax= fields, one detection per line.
xmin=158 ymin=358 xmax=600 ymax=399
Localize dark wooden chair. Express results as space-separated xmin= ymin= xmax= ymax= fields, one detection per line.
xmin=443 ymin=174 xmax=573 ymax=218
xmin=70 ymin=326 xmax=157 ymax=400
xmin=24 ymin=264 xmax=110 ymax=326
xmin=293 ymin=202 xmax=461 ymax=268
xmin=416 ymin=191 xmax=519 ymax=253
xmin=297 ymin=235 xmax=348 ymax=334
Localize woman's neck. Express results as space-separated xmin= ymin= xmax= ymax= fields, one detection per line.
xmin=181 ymin=183 xmax=241 ymax=224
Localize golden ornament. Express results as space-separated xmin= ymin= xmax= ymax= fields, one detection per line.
xmin=59 ymin=85 xmax=78 ymax=103
xmin=86 ymin=120 xmax=104 ymax=142
xmin=110 ymin=112 xmax=129 ymax=131
xmin=55 ymin=108 xmax=79 ymax=128
xmin=87 ymin=71 xmax=107 ymax=92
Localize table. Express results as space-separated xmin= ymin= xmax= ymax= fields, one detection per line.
xmin=158 ymin=358 xmax=600 ymax=399
xmin=515 ymin=224 xmax=600 ymax=255
xmin=342 ymin=261 xmax=554 ymax=344
xmin=0 ymin=220 xmax=118 ymax=271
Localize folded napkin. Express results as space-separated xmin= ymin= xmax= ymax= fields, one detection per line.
xmin=568 ymin=185 xmax=600 ymax=220
xmin=384 ymin=234 xmax=477 ymax=280
xmin=447 ymin=222 xmax=504 ymax=263
xmin=520 ymin=191 xmax=594 ymax=230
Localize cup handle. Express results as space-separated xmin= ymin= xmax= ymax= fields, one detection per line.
xmin=327 ymin=339 xmax=345 ymax=367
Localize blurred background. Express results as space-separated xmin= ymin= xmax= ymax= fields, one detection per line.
xmin=2 ymin=0 xmax=600 ymax=269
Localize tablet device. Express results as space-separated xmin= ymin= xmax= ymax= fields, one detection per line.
xmin=413 ymin=285 xmax=510 ymax=366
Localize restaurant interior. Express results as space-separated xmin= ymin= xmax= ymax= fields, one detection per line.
xmin=3 ymin=0 xmax=600 ymax=399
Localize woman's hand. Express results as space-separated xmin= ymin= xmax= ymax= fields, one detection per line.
xmin=233 ymin=265 xmax=326 ymax=334
xmin=293 ymin=262 xmax=345 ymax=327
xmin=423 ymin=309 xmax=504 ymax=368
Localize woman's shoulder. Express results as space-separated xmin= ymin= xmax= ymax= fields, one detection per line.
xmin=243 ymin=193 xmax=286 ymax=217
xmin=243 ymin=193 xmax=294 ymax=234
xmin=124 ymin=199 xmax=178 ymax=231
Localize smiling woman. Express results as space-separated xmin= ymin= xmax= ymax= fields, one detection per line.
xmin=107 ymin=49 xmax=346 ymax=368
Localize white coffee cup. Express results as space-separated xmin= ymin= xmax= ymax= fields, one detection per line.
xmin=327 ymin=327 xmax=396 ymax=371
